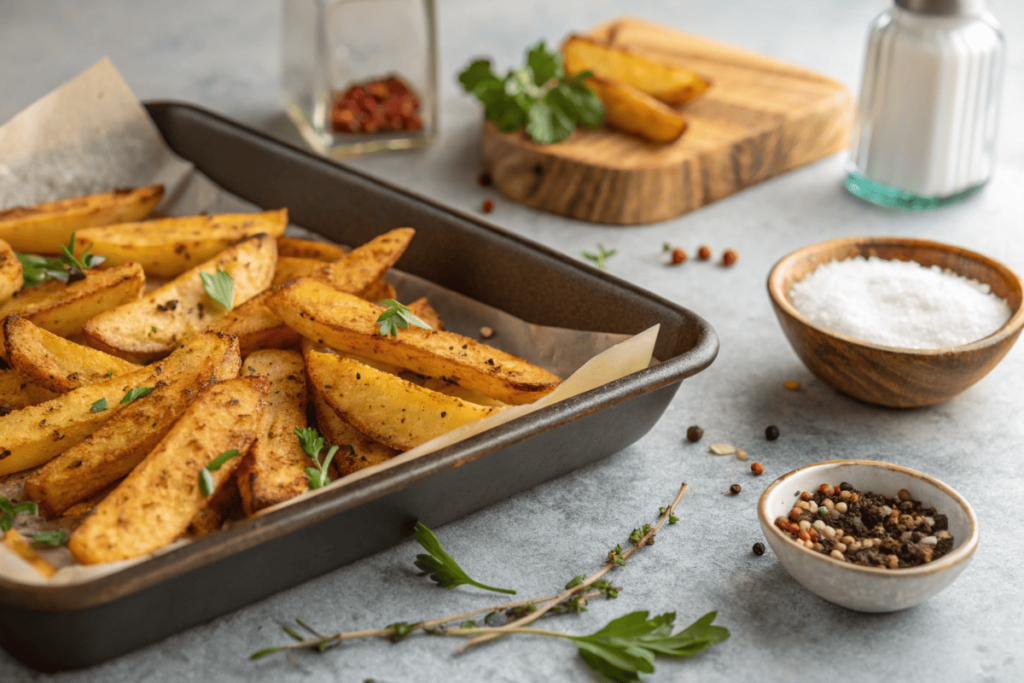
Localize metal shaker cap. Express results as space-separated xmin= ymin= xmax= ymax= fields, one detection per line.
xmin=895 ymin=0 xmax=987 ymax=15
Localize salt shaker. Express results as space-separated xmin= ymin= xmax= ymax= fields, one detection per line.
xmin=846 ymin=0 xmax=1005 ymax=210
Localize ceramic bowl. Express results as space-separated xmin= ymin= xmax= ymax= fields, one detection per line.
xmin=757 ymin=460 xmax=978 ymax=613
xmin=768 ymin=237 xmax=1024 ymax=408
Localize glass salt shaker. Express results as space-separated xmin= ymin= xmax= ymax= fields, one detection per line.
xmin=281 ymin=0 xmax=438 ymax=157
xmin=846 ymin=0 xmax=1005 ymax=210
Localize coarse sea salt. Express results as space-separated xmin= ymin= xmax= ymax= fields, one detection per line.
xmin=789 ymin=256 xmax=1012 ymax=350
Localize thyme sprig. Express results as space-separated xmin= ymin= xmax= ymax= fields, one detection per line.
xmin=582 ymin=244 xmax=616 ymax=270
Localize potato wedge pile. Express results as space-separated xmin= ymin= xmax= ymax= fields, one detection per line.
xmin=562 ymin=35 xmax=711 ymax=144
xmin=0 ymin=186 xmax=561 ymax=570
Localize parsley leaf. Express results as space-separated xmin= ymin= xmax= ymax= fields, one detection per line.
xmin=91 ymin=398 xmax=108 ymax=413
xmin=199 ymin=449 xmax=242 ymax=497
xmin=15 ymin=232 xmax=106 ymax=288
xmin=375 ymin=299 xmax=431 ymax=338
xmin=581 ymin=244 xmax=617 ymax=270
xmin=120 ymin=386 xmax=154 ymax=404
xmin=29 ymin=529 xmax=68 ymax=547
xmin=200 ymin=269 xmax=234 ymax=311
xmin=295 ymin=427 xmax=336 ymax=490
xmin=413 ymin=522 xmax=516 ymax=595
xmin=0 ymin=497 xmax=39 ymax=532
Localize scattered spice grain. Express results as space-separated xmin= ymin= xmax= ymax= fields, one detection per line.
xmin=671 ymin=248 xmax=687 ymax=265
xmin=478 ymin=171 xmax=493 ymax=186
xmin=765 ymin=425 xmax=780 ymax=441
xmin=729 ymin=484 xmax=742 ymax=495
xmin=783 ymin=380 xmax=802 ymax=391
xmin=481 ymin=199 xmax=495 ymax=213
xmin=710 ymin=444 xmax=736 ymax=456
xmin=722 ymin=249 xmax=738 ymax=266
xmin=736 ymin=449 xmax=748 ymax=461
xmin=686 ymin=425 xmax=703 ymax=442
xmin=697 ymin=245 xmax=712 ymax=260
xmin=479 ymin=326 xmax=495 ymax=339
xmin=750 ymin=462 xmax=765 ymax=476
xmin=752 ymin=542 xmax=765 ymax=556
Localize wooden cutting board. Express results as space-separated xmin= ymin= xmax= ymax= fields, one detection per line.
xmin=481 ymin=18 xmax=854 ymax=225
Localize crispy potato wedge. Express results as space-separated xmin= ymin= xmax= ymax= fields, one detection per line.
xmin=2 ymin=529 xmax=58 ymax=578
xmin=61 ymin=480 xmax=121 ymax=519
xmin=83 ymin=234 xmax=277 ymax=363
xmin=5 ymin=315 xmax=140 ymax=393
xmin=75 ymin=209 xmax=288 ymax=278
xmin=272 ymin=256 xmax=324 ymax=288
xmin=562 ymin=35 xmax=710 ymax=106
xmin=268 ymin=280 xmax=561 ymax=405
xmin=276 ymin=237 xmax=348 ymax=262
xmin=0 ymin=263 xmax=145 ymax=358
xmin=235 ymin=349 xmax=310 ymax=516
xmin=0 ymin=331 xmax=239 ymax=476
xmin=318 ymin=228 xmax=413 ymax=297
xmin=69 ymin=376 xmax=268 ymax=564
xmin=310 ymin=389 xmax=399 ymax=476
xmin=189 ymin=477 xmax=240 ymax=538
xmin=0 ymin=368 xmax=58 ymax=414
xmin=0 ymin=239 xmax=23 ymax=304
xmin=24 ymin=334 xmax=240 ymax=516
xmin=211 ymin=292 xmax=299 ymax=358
xmin=421 ymin=378 xmax=507 ymax=407
xmin=0 ymin=186 xmax=164 ymax=254
xmin=408 ymin=297 xmax=445 ymax=332
xmin=584 ymin=76 xmax=688 ymax=144
xmin=360 ymin=277 xmax=396 ymax=303
xmin=305 ymin=351 xmax=499 ymax=451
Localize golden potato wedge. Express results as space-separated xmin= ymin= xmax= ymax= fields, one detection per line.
xmin=188 ymin=477 xmax=240 ymax=538
xmin=562 ymin=35 xmax=710 ymax=106
xmin=584 ymin=76 xmax=688 ymax=144
xmin=69 ymin=376 xmax=268 ymax=564
xmin=360 ymin=278 xmax=397 ymax=303
xmin=61 ymin=480 xmax=121 ymax=519
xmin=267 ymin=280 xmax=561 ymax=405
xmin=235 ymin=349 xmax=310 ymax=516
xmin=83 ymin=234 xmax=277 ymax=363
xmin=0 ymin=263 xmax=145 ymax=358
xmin=305 ymin=351 xmax=499 ymax=451
xmin=407 ymin=297 xmax=445 ymax=332
xmin=5 ymin=315 xmax=140 ymax=393
xmin=0 ymin=239 xmax=23 ymax=304
xmin=211 ymin=292 xmax=299 ymax=357
xmin=421 ymin=378 xmax=507 ymax=407
xmin=0 ymin=368 xmax=58 ymax=414
xmin=24 ymin=333 xmax=240 ymax=516
xmin=0 ymin=331 xmax=239 ymax=476
xmin=0 ymin=185 xmax=164 ymax=254
xmin=272 ymin=256 xmax=323 ymax=288
xmin=310 ymin=389 xmax=399 ymax=476
xmin=276 ymin=237 xmax=348 ymax=262
xmin=75 ymin=209 xmax=288 ymax=278
xmin=2 ymin=529 xmax=58 ymax=578
xmin=316 ymin=228 xmax=414 ymax=297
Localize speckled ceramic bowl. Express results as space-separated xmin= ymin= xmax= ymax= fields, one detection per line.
xmin=757 ymin=460 xmax=978 ymax=613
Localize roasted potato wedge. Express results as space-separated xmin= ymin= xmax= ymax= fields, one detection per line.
xmin=211 ymin=292 xmax=299 ymax=358
xmin=268 ymin=280 xmax=561 ymax=405
xmin=421 ymin=378 xmax=507 ymax=407
xmin=2 ymin=529 xmax=58 ymax=578
xmin=272 ymin=256 xmax=324 ymax=288
xmin=75 ymin=209 xmax=288 ymax=278
xmin=189 ymin=477 xmax=240 ymax=538
xmin=276 ymin=237 xmax=348 ymax=262
xmin=5 ymin=315 xmax=140 ymax=393
xmin=562 ymin=35 xmax=710 ymax=106
xmin=314 ymin=228 xmax=414 ymax=297
xmin=0 ymin=331 xmax=239 ymax=476
xmin=360 ymin=277 xmax=397 ymax=303
xmin=235 ymin=349 xmax=310 ymax=516
xmin=0 ymin=185 xmax=164 ymax=254
xmin=83 ymin=234 xmax=277 ymax=362
xmin=0 ymin=368 xmax=58 ymax=414
xmin=0 ymin=263 xmax=145 ymax=357
xmin=310 ymin=389 xmax=399 ymax=476
xmin=305 ymin=351 xmax=499 ymax=451
xmin=0 ymin=239 xmax=23 ymax=304
xmin=584 ymin=76 xmax=688 ymax=144
xmin=407 ymin=297 xmax=445 ymax=332
xmin=24 ymin=333 xmax=240 ymax=516
xmin=69 ymin=376 xmax=268 ymax=564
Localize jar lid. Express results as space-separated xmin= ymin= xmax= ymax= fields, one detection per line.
xmin=895 ymin=0 xmax=987 ymax=15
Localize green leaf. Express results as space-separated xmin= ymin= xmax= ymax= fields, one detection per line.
xmin=459 ymin=59 xmax=500 ymax=92
xmin=199 ymin=467 xmax=214 ymax=498
xmin=526 ymin=41 xmax=560 ymax=86
xmin=120 ymin=386 xmax=154 ymax=404
xmin=559 ymin=77 xmax=605 ymax=129
xmin=375 ymin=299 xmax=431 ymax=338
xmin=91 ymin=398 xmax=108 ymax=413
xmin=12 ymin=501 xmax=38 ymax=517
xmin=0 ymin=497 xmax=38 ymax=532
xmin=200 ymin=269 xmax=234 ymax=311
xmin=295 ymin=427 xmax=334 ymax=490
xmin=283 ymin=625 xmax=304 ymax=642
xmin=305 ymin=466 xmax=329 ymax=490
xmin=207 ymin=449 xmax=240 ymax=471
xmin=250 ymin=646 xmax=284 ymax=660
xmin=413 ymin=522 xmax=516 ymax=595
xmin=0 ymin=518 xmax=10 ymax=532
xmin=582 ymin=244 xmax=617 ymax=270
xmin=526 ymin=94 xmax=576 ymax=145
xmin=591 ymin=611 xmax=662 ymax=639
xmin=16 ymin=253 xmax=68 ymax=286
xmin=385 ymin=622 xmax=419 ymax=643
xmin=29 ymin=529 xmax=68 ymax=547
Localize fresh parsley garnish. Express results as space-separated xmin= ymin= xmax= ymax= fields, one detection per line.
xmin=295 ymin=427 xmax=336 ymax=490
xmin=199 ymin=449 xmax=241 ymax=497
xmin=61 ymin=232 xmax=103 ymax=271
xmin=375 ymin=299 xmax=431 ymax=338
xmin=459 ymin=41 xmax=603 ymax=145
xmin=91 ymin=398 xmax=108 ymax=413
xmin=200 ymin=269 xmax=234 ymax=311
xmin=29 ymin=529 xmax=68 ymax=547
xmin=16 ymin=232 xmax=105 ymax=288
xmin=413 ymin=522 xmax=516 ymax=595
xmin=120 ymin=386 xmax=154 ymax=404
xmin=0 ymin=497 xmax=38 ymax=532
xmin=582 ymin=244 xmax=616 ymax=270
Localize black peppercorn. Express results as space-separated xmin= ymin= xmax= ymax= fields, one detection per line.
xmin=752 ymin=542 xmax=765 ymax=556
xmin=686 ymin=425 xmax=703 ymax=442
xmin=765 ymin=425 xmax=780 ymax=441
xmin=839 ymin=482 xmax=853 ymax=491
xmin=729 ymin=484 xmax=742 ymax=495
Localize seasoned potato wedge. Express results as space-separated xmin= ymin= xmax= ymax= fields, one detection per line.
xmin=0 ymin=263 xmax=145 ymax=357
xmin=0 ymin=185 xmax=164 ymax=254
xmin=235 ymin=349 xmax=310 ymax=516
xmin=189 ymin=478 xmax=240 ymax=538
xmin=69 ymin=376 xmax=268 ymax=564
xmin=0 ymin=239 xmax=23 ymax=304
xmin=316 ymin=228 xmax=414 ymax=297
xmin=211 ymin=292 xmax=299 ymax=358
xmin=305 ymin=351 xmax=499 ymax=451
xmin=562 ymin=35 xmax=710 ymax=106
xmin=2 ymin=530 xmax=58 ymax=578
xmin=272 ymin=256 xmax=324 ymax=288
xmin=310 ymin=389 xmax=399 ymax=476
xmin=584 ymin=76 xmax=688 ymax=144
xmin=360 ymin=277 xmax=397 ymax=303
xmin=0 ymin=331 xmax=239 ymax=476
xmin=421 ymin=378 xmax=507 ymax=407
xmin=83 ymin=234 xmax=277 ymax=362
xmin=5 ymin=315 xmax=140 ymax=393
xmin=276 ymin=237 xmax=348 ymax=262
xmin=0 ymin=368 xmax=58 ymax=414
xmin=24 ymin=334 xmax=240 ymax=516
xmin=75 ymin=209 xmax=288 ymax=278
xmin=268 ymin=280 xmax=561 ymax=405
xmin=407 ymin=297 xmax=445 ymax=332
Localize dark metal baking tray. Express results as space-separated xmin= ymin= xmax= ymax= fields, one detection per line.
xmin=0 ymin=102 xmax=718 ymax=671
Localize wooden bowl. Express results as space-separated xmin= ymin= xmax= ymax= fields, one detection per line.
xmin=767 ymin=237 xmax=1024 ymax=408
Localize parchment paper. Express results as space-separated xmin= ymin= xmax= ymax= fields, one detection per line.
xmin=0 ymin=60 xmax=658 ymax=586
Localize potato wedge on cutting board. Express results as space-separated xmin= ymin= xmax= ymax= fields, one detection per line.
xmin=584 ymin=76 xmax=688 ymax=144
xmin=5 ymin=315 xmax=140 ymax=393
xmin=276 ymin=237 xmax=348 ymax=262
xmin=75 ymin=209 xmax=288 ymax=278
xmin=0 ymin=239 xmax=23 ymax=304
xmin=83 ymin=234 xmax=277 ymax=363
xmin=0 ymin=185 xmax=164 ymax=254
xmin=69 ymin=375 xmax=268 ymax=564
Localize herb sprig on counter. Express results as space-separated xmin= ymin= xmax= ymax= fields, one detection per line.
xmin=582 ymin=243 xmax=616 ymax=270
xmin=295 ymin=427 xmax=336 ymax=490
xmin=16 ymin=232 xmax=106 ymax=287
xmin=375 ymin=299 xmax=431 ymax=338
xmin=413 ymin=522 xmax=516 ymax=595
xmin=459 ymin=41 xmax=604 ymax=145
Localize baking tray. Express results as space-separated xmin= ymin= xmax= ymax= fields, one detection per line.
xmin=0 ymin=102 xmax=718 ymax=671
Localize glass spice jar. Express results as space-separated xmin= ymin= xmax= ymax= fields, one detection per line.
xmin=281 ymin=0 xmax=438 ymax=157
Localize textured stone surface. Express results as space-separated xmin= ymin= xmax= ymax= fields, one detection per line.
xmin=1 ymin=0 xmax=1022 ymax=680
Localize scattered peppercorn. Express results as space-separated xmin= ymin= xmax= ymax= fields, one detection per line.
xmin=750 ymin=462 xmax=765 ymax=476
xmin=765 ymin=425 xmax=780 ymax=441
xmin=481 ymin=199 xmax=495 ymax=213
xmin=697 ymin=245 xmax=712 ymax=260
xmin=686 ymin=425 xmax=704 ymax=442
xmin=478 ymin=171 xmax=493 ymax=186
xmin=783 ymin=380 xmax=802 ymax=391
xmin=752 ymin=542 xmax=765 ymax=556
xmin=729 ymin=484 xmax=742 ymax=495
xmin=722 ymin=249 xmax=738 ymax=266
xmin=671 ymin=248 xmax=687 ymax=265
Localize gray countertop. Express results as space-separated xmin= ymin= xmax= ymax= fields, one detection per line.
xmin=2 ymin=1 xmax=1022 ymax=681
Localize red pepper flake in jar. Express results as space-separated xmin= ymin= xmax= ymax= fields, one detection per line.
xmin=332 ymin=75 xmax=423 ymax=134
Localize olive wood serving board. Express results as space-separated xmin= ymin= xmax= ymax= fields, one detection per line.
xmin=481 ymin=18 xmax=854 ymax=225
